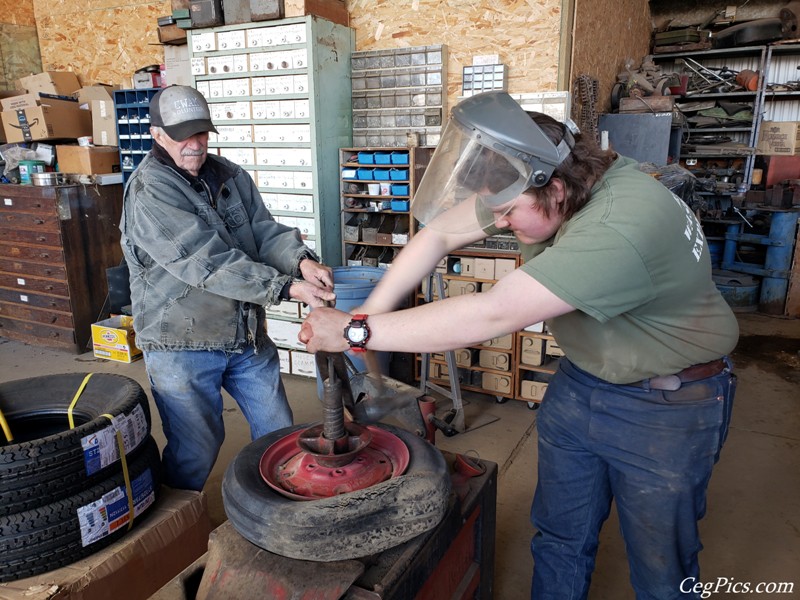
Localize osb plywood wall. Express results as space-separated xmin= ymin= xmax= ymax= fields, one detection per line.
xmin=0 ymin=0 xmax=40 ymax=90
xmin=32 ymin=0 xmax=170 ymax=86
xmin=571 ymin=0 xmax=652 ymax=115
xmin=348 ymin=0 xmax=563 ymax=114
xmin=1 ymin=0 xmax=35 ymax=25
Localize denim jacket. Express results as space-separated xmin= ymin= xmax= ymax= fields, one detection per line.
xmin=120 ymin=151 xmax=317 ymax=352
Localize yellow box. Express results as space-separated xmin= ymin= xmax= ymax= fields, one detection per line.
xmin=92 ymin=315 xmax=142 ymax=363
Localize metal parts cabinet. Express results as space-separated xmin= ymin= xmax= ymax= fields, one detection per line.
xmin=0 ymin=183 xmax=124 ymax=352
xmin=188 ymin=16 xmax=354 ymax=265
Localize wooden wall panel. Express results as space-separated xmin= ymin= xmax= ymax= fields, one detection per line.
xmin=347 ymin=0 xmax=563 ymax=115
xmin=1 ymin=0 xmax=35 ymax=26
xmin=571 ymin=0 xmax=652 ymax=115
xmin=33 ymin=0 xmax=170 ymax=86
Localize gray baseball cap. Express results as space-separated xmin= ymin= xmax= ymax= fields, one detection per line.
xmin=150 ymin=85 xmax=218 ymax=141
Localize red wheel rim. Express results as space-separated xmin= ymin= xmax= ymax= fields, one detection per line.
xmin=260 ymin=424 xmax=410 ymax=501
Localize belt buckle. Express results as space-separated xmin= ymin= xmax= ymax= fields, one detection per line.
xmin=649 ymin=374 xmax=682 ymax=391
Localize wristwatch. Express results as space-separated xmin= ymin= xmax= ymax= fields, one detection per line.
xmin=344 ymin=314 xmax=370 ymax=352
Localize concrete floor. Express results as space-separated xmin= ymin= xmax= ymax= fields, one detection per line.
xmin=1 ymin=311 xmax=798 ymax=599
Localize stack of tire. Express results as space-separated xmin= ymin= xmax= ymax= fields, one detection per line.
xmin=0 ymin=373 xmax=162 ymax=582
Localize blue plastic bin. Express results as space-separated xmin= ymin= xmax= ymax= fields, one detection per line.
xmin=374 ymin=152 xmax=391 ymax=164
xmin=373 ymin=169 xmax=391 ymax=181
xmin=390 ymin=152 xmax=409 ymax=165
xmin=391 ymin=183 xmax=409 ymax=196
xmin=389 ymin=168 xmax=408 ymax=180
xmin=357 ymin=152 xmax=375 ymax=164
xmin=391 ymin=199 xmax=410 ymax=211
xmin=357 ymin=168 xmax=374 ymax=180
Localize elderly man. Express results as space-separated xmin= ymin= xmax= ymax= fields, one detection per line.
xmin=120 ymin=85 xmax=334 ymax=491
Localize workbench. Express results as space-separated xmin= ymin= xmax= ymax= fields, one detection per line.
xmin=152 ymin=451 xmax=497 ymax=600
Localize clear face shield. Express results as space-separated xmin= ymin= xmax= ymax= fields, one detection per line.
xmin=411 ymin=92 xmax=572 ymax=235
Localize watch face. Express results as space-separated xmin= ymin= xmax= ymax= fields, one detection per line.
xmin=347 ymin=325 xmax=367 ymax=343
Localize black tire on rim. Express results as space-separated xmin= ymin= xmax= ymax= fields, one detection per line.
xmin=222 ymin=423 xmax=451 ymax=562
xmin=0 ymin=435 xmax=162 ymax=583
xmin=0 ymin=373 xmax=152 ymax=516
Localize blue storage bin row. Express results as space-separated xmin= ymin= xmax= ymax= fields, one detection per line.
xmin=356 ymin=169 xmax=409 ymax=181
xmin=357 ymin=151 xmax=410 ymax=165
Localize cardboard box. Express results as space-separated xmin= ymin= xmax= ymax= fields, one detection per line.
xmin=756 ymin=121 xmax=800 ymax=156
xmin=1 ymin=96 xmax=92 ymax=143
xmin=133 ymin=71 xmax=161 ymax=90
xmin=474 ymin=258 xmax=495 ymax=280
xmin=478 ymin=349 xmax=511 ymax=371
xmin=57 ymin=145 xmax=121 ymax=175
xmin=91 ymin=315 xmax=142 ymax=363
xmin=284 ymin=0 xmax=348 ymax=26
xmin=159 ymin=23 xmax=188 ymax=44
xmin=1 ymin=93 xmax=39 ymax=111
xmin=75 ymin=85 xmax=115 ymax=107
xmin=19 ymin=71 xmax=81 ymax=97
xmin=520 ymin=380 xmax=548 ymax=402
xmin=520 ymin=336 xmax=545 ymax=366
xmin=0 ymin=489 xmax=212 ymax=600
xmin=481 ymin=372 xmax=512 ymax=394
xmin=163 ymin=44 xmax=193 ymax=87
xmin=92 ymin=100 xmax=118 ymax=146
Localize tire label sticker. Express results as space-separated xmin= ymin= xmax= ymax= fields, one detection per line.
xmin=80 ymin=404 xmax=149 ymax=476
xmin=77 ymin=467 xmax=156 ymax=546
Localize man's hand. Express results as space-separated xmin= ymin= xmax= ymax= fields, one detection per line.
xmin=291 ymin=259 xmax=335 ymax=308
xmin=299 ymin=259 xmax=334 ymax=290
xmin=289 ymin=280 xmax=336 ymax=308
xmin=298 ymin=307 xmax=351 ymax=353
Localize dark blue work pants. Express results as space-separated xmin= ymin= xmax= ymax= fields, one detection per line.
xmin=531 ymin=357 xmax=736 ymax=599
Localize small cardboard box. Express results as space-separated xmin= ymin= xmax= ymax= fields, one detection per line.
xmin=1 ymin=96 xmax=92 ymax=143
xmin=474 ymin=257 xmax=495 ymax=280
xmin=756 ymin=121 xmax=800 ymax=156
xmin=57 ymin=145 xmax=121 ymax=175
xmin=0 ymin=489 xmax=212 ymax=600
xmin=19 ymin=71 xmax=81 ymax=96
xmin=91 ymin=315 xmax=142 ymax=363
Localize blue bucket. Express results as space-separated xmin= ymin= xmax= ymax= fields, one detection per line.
xmin=315 ymin=266 xmax=391 ymax=398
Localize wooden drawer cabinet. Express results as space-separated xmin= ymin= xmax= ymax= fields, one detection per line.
xmin=0 ymin=183 xmax=124 ymax=352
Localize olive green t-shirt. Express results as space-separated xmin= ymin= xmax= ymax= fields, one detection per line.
xmin=490 ymin=156 xmax=739 ymax=384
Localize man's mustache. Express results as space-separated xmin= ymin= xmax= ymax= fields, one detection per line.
xmin=182 ymin=149 xmax=205 ymax=157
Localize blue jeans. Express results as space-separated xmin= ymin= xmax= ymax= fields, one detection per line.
xmin=143 ymin=343 xmax=293 ymax=490
xmin=531 ymin=358 xmax=736 ymax=600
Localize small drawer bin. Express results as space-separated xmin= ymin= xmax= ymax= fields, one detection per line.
xmin=390 ymin=152 xmax=409 ymax=164
xmin=373 ymin=169 xmax=391 ymax=181
xmin=357 ymin=152 xmax=375 ymax=164
xmin=389 ymin=168 xmax=408 ymax=180
xmin=374 ymin=152 xmax=391 ymax=164
xmin=390 ymin=199 xmax=410 ymax=211
xmin=341 ymin=168 xmax=357 ymax=179
xmin=391 ymin=184 xmax=409 ymax=196
xmin=357 ymin=168 xmax=374 ymax=180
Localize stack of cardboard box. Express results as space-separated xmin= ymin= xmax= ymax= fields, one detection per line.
xmin=0 ymin=70 xmax=121 ymax=176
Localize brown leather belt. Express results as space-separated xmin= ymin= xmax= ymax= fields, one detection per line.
xmin=629 ymin=358 xmax=728 ymax=391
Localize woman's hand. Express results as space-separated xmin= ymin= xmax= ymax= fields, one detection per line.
xmin=299 ymin=307 xmax=352 ymax=353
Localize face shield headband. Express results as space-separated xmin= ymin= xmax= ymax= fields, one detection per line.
xmin=411 ymin=92 xmax=573 ymax=234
